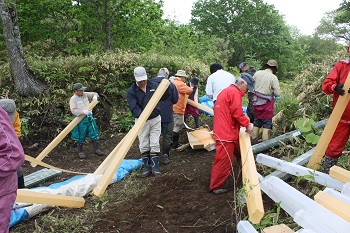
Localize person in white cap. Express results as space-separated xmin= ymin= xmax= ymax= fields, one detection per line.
xmin=69 ymin=83 xmax=104 ymax=159
xmin=0 ymin=99 xmax=25 ymax=189
xmin=126 ymin=66 xmax=169 ymax=177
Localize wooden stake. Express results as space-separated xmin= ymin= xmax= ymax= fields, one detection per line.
xmin=189 ymin=127 xmax=215 ymax=151
xmin=314 ymin=191 xmax=350 ymax=222
xmin=307 ymin=72 xmax=350 ymax=169
xmin=261 ymin=224 xmax=294 ymax=233
xmin=31 ymin=100 xmax=98 ymax=167
xmin=187 ymin=99 xmax=214 ymax=115
xmin=92 ymin=79 xmax=170 ymax=197
xmin=239 ymin=126 xmax=264 ymax=224
xmin=329 ymin=166 xmax=350 ymax=183
xmin=16 ymin=189 xmax=85 ymax=208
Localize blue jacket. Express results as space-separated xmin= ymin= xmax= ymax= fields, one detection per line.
xmin=126 ymin=80 xmax=170 ymax=120
xmin=152 ymin=76 xmax=179 ymax=123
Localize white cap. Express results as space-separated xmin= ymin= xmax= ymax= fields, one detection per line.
xmin=134 ymin=66 xmax=148 ymax=82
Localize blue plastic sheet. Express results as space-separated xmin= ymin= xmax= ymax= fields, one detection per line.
xmin=10 ymin=159 xmax=141 ymax=228
xmin=198 ymin=95 xmax=247 ymax=116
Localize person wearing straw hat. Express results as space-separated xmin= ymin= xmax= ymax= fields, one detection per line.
xmin=172 ymin=70 xmax=193 ymax=148
xmin=0 ymin=107 xmax=24 ymax=233
xmin=0 ymin=99 xmax=25 ymax=189
xmin=70 ymin=83 xmax=104 ymax=159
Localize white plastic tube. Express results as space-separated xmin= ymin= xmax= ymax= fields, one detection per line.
xmin=259 ymin=176 xmax=350 ymax=233
xmin=237 ymin=220 xmax=258 ymax=233
xmin=257 ymin=153 xmax=344 ymax=191
xmin=294 ymin=209 xmax=335 ymax=233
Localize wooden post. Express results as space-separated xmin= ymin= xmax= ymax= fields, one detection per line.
xmin=31 ymin=100 xmax=98 ymax=167
xmin=314 ymin=191 xmax=350 ymax=222
xmin=92 ymin=79 xmax=170 ymax=197
xmin=307 ymin=72 xmax=350 ymax=169
xmin=239 ymin=126 xmax=264 ymax=224
xmin=329 ymin=166 xmax=350 ymax=183
xmin=16 ymin=189 xmax=85 ymax=208
xmin=187 ymin=99 xmax=214 ymax=115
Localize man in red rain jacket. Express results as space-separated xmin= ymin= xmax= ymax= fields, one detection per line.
xmin=321 ymin=44 xmax=350 ymax=173
xmin=209 ymin=77 xmax=253 ymax=194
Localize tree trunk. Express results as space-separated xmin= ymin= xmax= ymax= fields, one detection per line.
xmin=0 ymin=0 xmax=46 ymax=96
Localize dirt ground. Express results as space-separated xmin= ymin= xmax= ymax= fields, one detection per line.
xmin=10 ymin=118 xmax=276 ymax=233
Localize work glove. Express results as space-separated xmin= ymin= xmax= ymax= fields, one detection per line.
xmin=334 ymin=84 xmax=345 ymax=96
xmin=93 ymin=94 xmax=98 ymax=101
xmin=83 ymin=110 xmax=92 ymax=116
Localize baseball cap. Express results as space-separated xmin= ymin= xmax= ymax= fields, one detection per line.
xmin=0 ymin=99 xmax=16 ymax=122
xmin=134 ymin=66 xmax=148 ymax=82
xmin=73 ymin=83 xmax=87 ymax=91
xmin=240 ymin=73 xmax=255 ymax=93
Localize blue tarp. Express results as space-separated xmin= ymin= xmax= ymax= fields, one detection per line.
xmin=10 ymin=159 xmax=141 ymax=228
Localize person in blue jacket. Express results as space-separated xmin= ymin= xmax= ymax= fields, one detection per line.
xmin=152 ymin=68 xmax=179 ymax=164
xmin=126 ymin=66 xmax=170 ymax=177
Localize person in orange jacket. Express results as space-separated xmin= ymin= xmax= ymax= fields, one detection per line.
xmin=172 ymin=70 xmax=193 ymax=148
xmin=0 ymin=99 xmax=25 ymax=189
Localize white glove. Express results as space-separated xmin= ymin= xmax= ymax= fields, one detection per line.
xmin=93 ymin=94 xmax=98 ymax=101
xmin=83 ymin=110 xmax=92 ymax=115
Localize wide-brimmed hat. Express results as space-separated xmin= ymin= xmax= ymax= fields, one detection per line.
xmin=175 ymin=70 xmax=187 ymax=78
xmin=240 ymin=73 xmax=255 ymax=93
xmin=134 ymin=66 xmax=148 ymax=82
xmin=73 ymin=83 xmax=87 ymax=91
xmin=0 ymin=99 xmax=16 ymax=122
xmin=266 ymin=59 xmax=278 ymax=69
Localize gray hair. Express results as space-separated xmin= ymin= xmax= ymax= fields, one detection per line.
xmin=235 ymin=77 xmax=247 ymax=85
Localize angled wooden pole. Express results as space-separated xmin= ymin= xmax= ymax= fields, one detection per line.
xmin=239 ymin=126 xmax=264 ymax=224
xmin=31 ymin=100 xmax=98 ymax=167
xmin=307 ymin=72 xmax=350 ymax=169
xmin=93 ymin=137 xmax=125 ymax=175
xmin=16 ymin=189 xmax=85 ymax=208
xmin=187 ymin=99 xmax=214 ymax=115
xmin=92 ymin=79 xmax=170 ymax=197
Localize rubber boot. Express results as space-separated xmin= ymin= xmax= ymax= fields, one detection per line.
xmin=322 ymin=155 xmax=338 ymax=174
xmin=172 ymin=132 xmax=182 ymax=149
xmin=141 ymin=156 xmax=152 ymax=177
xmin=17 ymin=167 xmax=25 ymax=189
xmin=77 ymin=143 xmax=86 ymax=159
xmin=150 ymin=155 xmax=161 ymax=176
xmin=262 ymin=128 xmax=270 ymax=141
xmin=194 ymin=116 xmax=200 ymax=128
xmin=252 ymin=127 xmax=260 ymax=139
xmin=162 ymin=146 xmax=171 ymax=165
xmin=92 ymin=140 xmax=104 ymax=156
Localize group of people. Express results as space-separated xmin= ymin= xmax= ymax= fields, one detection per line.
xmin=206 ymin=60 xmax=281 ymax=194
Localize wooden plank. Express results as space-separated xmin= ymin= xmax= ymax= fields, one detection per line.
xmin=31 ymin=100 xmax=98 ymax=167
xmin=307 ymin=72 xmax=350 ymax=169
xmin=24 ymin=168 xmax=62 ymax=188
xmin=92 ymin=79 xmax=170 ymax=197
xmin=187 ymin=99 xmax=214 ymax=115
xmin=329 ymin=166 xmax=350 ymax=183
xmin=239 ymin=126 xmax=264 ymax=224
xmin=261 ymin=224 xmax=294 ymax=233
xmin=16 ymin=189 xmax=85 ymax=208
xmin=189 ymin=127 xmax=215 ymax=151
xmin=187 ymin=131 xmax=204 ymax=149
xmin=314 ymin=191 xmax=350 ymax=222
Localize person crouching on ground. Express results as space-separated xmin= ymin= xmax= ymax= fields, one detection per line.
xmin=70 ymin=83 xmax=104 ymax=159
xmin=209 ymin=77 xmax=253 ymax=194
xmin=0 ymin=99 xmax=25 ymax=189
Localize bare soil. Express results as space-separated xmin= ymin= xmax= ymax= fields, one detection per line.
xmin=10 ymin=118 xmax=278 ymax=233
